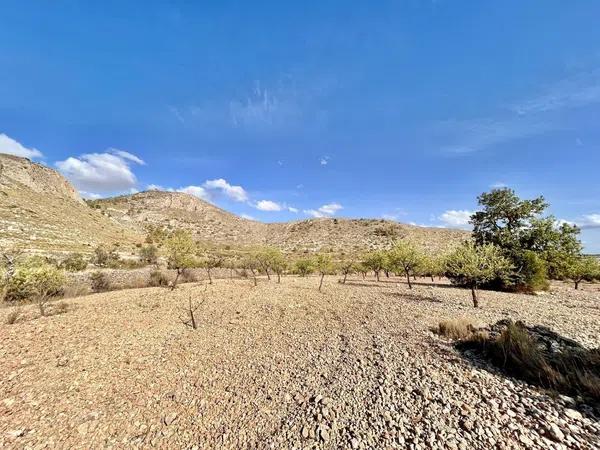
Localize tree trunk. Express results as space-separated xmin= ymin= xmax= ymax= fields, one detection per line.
xmin=277 ymin=272 xmax=281 ymax=283
xmin=265 ymin=268 xmax=270 ymax=281
xmin=250 ymin=269 xmax=257 ymax=286
xmin=471 ymin=285 xmax=479 ymax=308
xmin=319 ymin=273 xmax=325 ymax=291
xmin=343 ymin=272 xmax=348 ymax=284
xmin=575 ymin=280 xmax=580 ymax=290
xmin=385 ymin=270 xmax=390 ymax=278
xmin=207 ymin=268 xmax=212 ymax=284
xmin=362 ymin=272 xmax=366 ymax=279
xmin=405 ymin=270 xmax=412 ymax=289
xmin=431 ymin=275 xmax=435 ymax=283
xmin=375 ymin=271 xmax=380 ymax=282
xmin=171 ymin=268 xmax=182 ymax=291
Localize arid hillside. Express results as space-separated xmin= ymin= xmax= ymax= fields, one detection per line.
xmin=93 ymin=192 xmax=467 ymax=255
xmin=0 ymin=154 xmax=142 ymax=254
xmin=1 ymin=154 xmax=467 ymax=255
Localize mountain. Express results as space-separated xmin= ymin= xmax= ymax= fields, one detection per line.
xmin=1 ymin=154 xmax=468 ymax=256
xmin=93 ymin=191 xmax=467 ymax=255
xmin=0 ymin=154 xmax=142 ymax=254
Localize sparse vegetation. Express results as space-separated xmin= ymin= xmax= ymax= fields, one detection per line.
xmin=90 ymin=271 xmax=111 ymax=292
xmin=164 ymin=229 xmax=198 ymax=290
xmin=93 ymin=245 xmax=121 ymax=268
xmin=362 ymin=251 xmax=386 ymax=281
xmin=314 ymin=253 xmax=335 ymax=291
xmin=387 ymin=240 xmax=423 ymax=289
xmin=149 ymin=270 xmax=170 ymax=287
xmin=5 ymin=306 xmax=22 ymax=324
xmin=139 ymin=245 xmax=159 ymax=265
xmin=293 ymin=258 xmax=314 ymax=277
xmin=60 ymin=253 xmax=88 ymax=272
xmin=338 ymin=259 xmax=355 ymax=284
xmin=1 ymin=257 xmax=65 ymax=303
xmin=436 ymin=318 xmax=476 ymax=340
xmin=564 ymin=255 xmax=600 ymax=289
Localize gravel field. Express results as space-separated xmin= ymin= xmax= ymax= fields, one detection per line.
xmin=1 ymin=276 xmax=599 ymax=449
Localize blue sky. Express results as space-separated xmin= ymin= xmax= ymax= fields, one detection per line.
xmin=1 ymin=1 xmax=600 ymax=251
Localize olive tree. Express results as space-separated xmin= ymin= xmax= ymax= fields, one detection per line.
xmin=445 ymin=242 xmax=512 ymax=307
xmin=164 ymin=230 xmax=197 ymax=290
xmin=387 ymin=240 xmax=423 ymax=289
xmin=418 ymin=254 xmax=444 ymax=283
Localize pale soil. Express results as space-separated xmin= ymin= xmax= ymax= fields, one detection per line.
xmin=1 ymin=277 xmax=599 ymax=449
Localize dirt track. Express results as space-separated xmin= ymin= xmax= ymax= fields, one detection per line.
xmin=1 ymin=276 xmax=599 ymax=449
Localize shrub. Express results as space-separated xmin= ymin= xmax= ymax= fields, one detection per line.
xmin=1 ymin=258 xmax=66 ymax=302
xmin=149 ymin=270 xmax=170 ymax=287
xmin=93 ymin=245 xmax=121 ymax=268
xmin=164 ymin=230 xmax=197 ymax=290
xmin=90 ymin=271 xmax=110 ymax=292
xmin=437 ymin=319 xmax=476 ymax=340
xmin=139 ymin=245 xmax=158 ymax=265
xmin=5 ymin=307 xmax=21 ymax=325
xmin=61 ymin=253 xmax=88 ymax=272
xmin=293 ymin=258 xmax=314 ymax=277
xmin=519 ymin=251 xmax=549 ymax=292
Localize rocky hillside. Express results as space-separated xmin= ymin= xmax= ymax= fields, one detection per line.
xmin=0 ymin=154 xmax=142 ymax=254
xmin=94 ymin=192 xmax=467 ymax=255
xmin=1 ymin=154 xmax=467 ymax=255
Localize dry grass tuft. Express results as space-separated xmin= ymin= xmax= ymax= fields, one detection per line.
xmin=437 ymin=318 xmax=476 ymax=340
xmin=459 ymin=320 xmax=600 ymax=403
xmin=5 ymin=306 xmax=22 ymax=324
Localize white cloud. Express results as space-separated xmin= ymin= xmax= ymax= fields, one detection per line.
xmin=439 ymin=210 xmax=473 ymax=228
xmin=255 ymin=200 xmax=283 ymax=211
xmin=147 ymin=184 xmax=169 ymax=191
xmin=320 ymin=156 xmax=330 ymax=166
xmin=56 ymin=150 xmax=144 ymax=193
xmin=288 ymin=206 xmax=299 ymax=213
xmin=203 ymin=178 xmax=248 ymax=202
xmin=577 ymin=214 xmax=600 ymax=229
xmin=304 ymin=203 xmax=343 ymax=218
xmin=0 ymin=134 xmax=43 ymax=159
xmin=241 ymin=213 xmax=256 ymax=221
xmin=178 ymin=185 xmax=210 ymax=201
xmin=491 ymin=182 xmax=508 ymax=189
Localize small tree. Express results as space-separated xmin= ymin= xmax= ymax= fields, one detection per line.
xmin=255 ymin=247 xmax=276 ymax=281
xmin=293 ymin=258 xmax=314 ymax=277
xmin=139 ymin=245 xmax=158 ymax=266
xmin=362 ymin=251 xmax=386 ymax=282
xmin=164 ymin=230 xmax=197 ymax=290
xmin=93 ymin=245 xmax=120 ymax=268
xmin=199 ymin=253 xmax=223 ymax=284
xmin=338 ymin=259 xmax=355 ymax=284
xmin=1 ymin=257 xmax=65 ymax=303
xmin=268 ymin=249 xmax=287 ymax=283
xmin=241 ymin=254 xmax=260 ymax=286
xmin=445 ymin=242 xmax=512 ymax=307
xmin=387 ymin=240 xmax=423 ymax=289
xmin=417 ymin=254 xmax=444 ymax=283
xmin=565 ymin=256 xmax=600 ymax=290
xmin=314 ymin=254 xmax=335 ymax=292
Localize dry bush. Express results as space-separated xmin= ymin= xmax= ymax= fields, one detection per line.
xmin=5 ymin=307 xmax=22 ymax=325
xmin=181 ymin=270 xmax=199 ymax=283
xmin=149 ymin=270 xmax=170 ymax=287
xmin=458 ymin=320 xmax=600 ymax=403
xmin=52 ymin=301 xmax=70 ymax=315
xmin=90 ymin=271 xmax=111 ymax=292
xmin=436 ymin=318 xmax=476 ymax=340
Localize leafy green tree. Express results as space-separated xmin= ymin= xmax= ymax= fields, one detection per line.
xmin=565 ymin=256 xmax=600 ymax=290
xmin=199 ymin=253 xmax=223 ymax=284
xmin=314 ymin=254 xmax=335 ymax=291
xmin=445 ymin=242 xmax=512 ymax=307
xmin=417 ymin=253 xmax=444 ymax=282
xmin=471 ymin=188 xmax=582 ymax=289
xmin=387 ymin=240 xmax=424 ymax=289
xmin=241 ymin=254 xmax=260 ymax=286
xmin=362 ymin=251 xmax=386 ymax=282
xmin=1 ymin=257 xmax=65 ymax=303
xmin=164 ymin=230 xmax=197 ymax=290
xmin=293 ymin=258 xmax=314 ymax=277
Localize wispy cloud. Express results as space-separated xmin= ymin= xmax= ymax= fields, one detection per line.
xmin=576 ymin=214 xmax=600 ymax=229
xmin=202 ymin=178 xmax=248 ymax=202
xmin=255 ymin=200 xmax=283 ymax=211
xmin=0 ymin=133 xmax=43 ymax=159
xmin=512 ymin=68 xmax=600 ymax=115
xmin=320 ymin=156 xmax=330 ymax=166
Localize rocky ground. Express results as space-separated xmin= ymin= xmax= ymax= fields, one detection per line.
xmin=1 ymin=276 xmax=599 ymax=449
